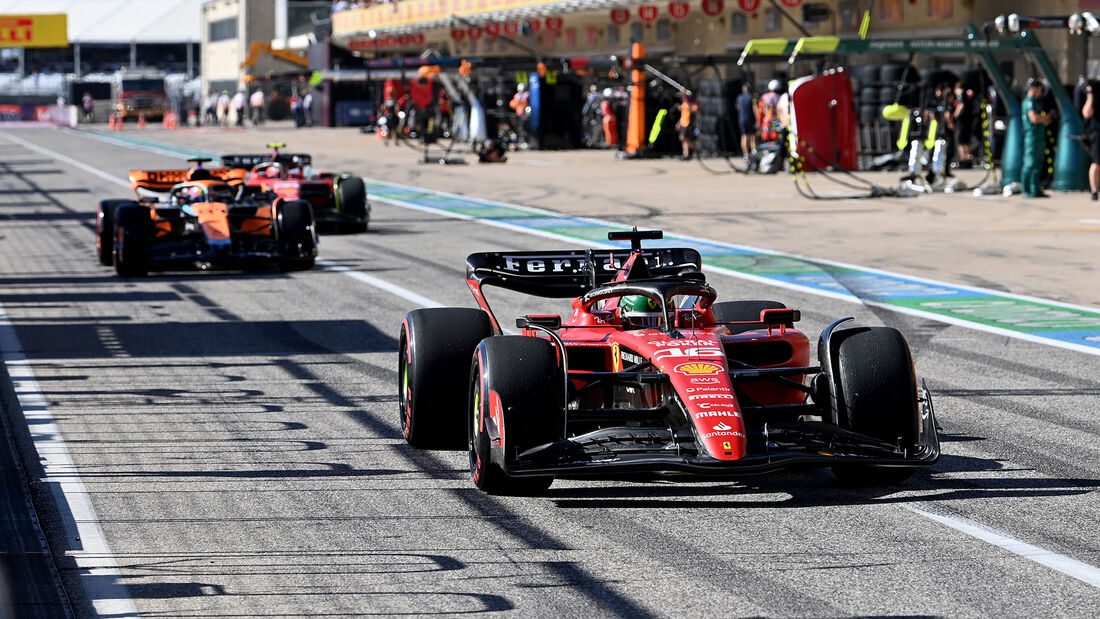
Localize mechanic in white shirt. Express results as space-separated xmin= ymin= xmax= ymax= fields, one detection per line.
xmin=231 ymin=91 xmax=247 ymax=126
xmin=249 ymin=89 xmax=265 ymax=125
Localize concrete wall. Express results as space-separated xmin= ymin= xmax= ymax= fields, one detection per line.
xmin=202 ymin=0 xmax=245 ymax=94
xmin=201 ymin=0 xmax=282 ymax=96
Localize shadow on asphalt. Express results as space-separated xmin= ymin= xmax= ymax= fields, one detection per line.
xmin=545 ymin=452 xmax=1100 ymax=509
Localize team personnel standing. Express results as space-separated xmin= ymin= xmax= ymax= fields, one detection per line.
xmin=231 ymin=90 xmax=247 ymax=127
xmin=1021 ymin=79 xmax=1052 ymax=198
xmin=250 ymin=89 xmax=265 ymax=125
xmin=757 ymin=80 xmax=782 ymax=144
xmin=81 ymin=92 xmax=94 ymax=123
xmin=1082 ymin=83 xmax=1100 ymax=201
xmin=735 ymin=84 xmax=756 ymax=158
xmin=302 ymin=89 xmax=314 ymax=127
xmin=204 ymin=91 xmax=218 ymax=125
xmin=217 ymin=90 xmax=231 ymax=126
xmin=952 ymin=81 xmax=975 ymax=166
xmin=676 ymin=92 xmax=697 ymax=160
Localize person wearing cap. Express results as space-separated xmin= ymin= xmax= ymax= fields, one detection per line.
xmin=1022 ymin=79 xmax=1052 ymax=198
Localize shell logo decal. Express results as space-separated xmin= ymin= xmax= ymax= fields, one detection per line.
xmin=674 ymin=362 xmax=723 ymax=376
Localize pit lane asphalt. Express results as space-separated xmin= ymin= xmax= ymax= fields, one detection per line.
xmin=1 ymin=126 xmax=1100 ymax=617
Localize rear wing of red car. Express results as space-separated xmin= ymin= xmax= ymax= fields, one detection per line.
xmin=466 ymin=248 xmax=702 ymax=298
xmin=221 ymin=153 xmax=313 ymax=169
xmin=465 ymin=247 xmax=702 ymax=334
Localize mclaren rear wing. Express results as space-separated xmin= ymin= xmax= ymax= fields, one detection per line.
xmin=128 ymin=168 xmax=247 ymax=197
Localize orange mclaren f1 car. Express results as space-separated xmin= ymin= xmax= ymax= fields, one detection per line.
xmin=95 ymin=158 xmax=318 ymax=276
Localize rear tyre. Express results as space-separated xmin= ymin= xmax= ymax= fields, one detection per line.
xmin=399 ymin=308 xmax=494 ymax=449
xmin=711 ymin=300 xmax=787 ymax=322
xmin=97 ymin=199 xmax=133 ymax=266
xmin=113 ymin=204 xmax=152 ymax=277
xmin=276 ymin=199 xmax=317 ymax=271
xmin=829 ymin=327 xmax=920 ymax=486
xmin=336 ymin=175 xmax=369 ymax=233
xmin=469 ymin=336 xmax=561 ymax=495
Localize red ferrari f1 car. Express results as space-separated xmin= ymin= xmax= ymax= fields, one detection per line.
xmin=95 ymin=158 xmax=317 ymax=276
xmin=399 ymin=229 xmax=939 ymax=495
xmin=221 ymin=143 xmax=370 ymax=233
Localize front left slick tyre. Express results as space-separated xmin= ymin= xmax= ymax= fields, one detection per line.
xmin=468 ymin=336 xmax=561 ymax=496
xmin=829 ymin=326 xmax=920 ymax=486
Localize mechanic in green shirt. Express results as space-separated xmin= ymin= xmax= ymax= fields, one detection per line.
xmin=1022 ymin=79 xmax=1053 ymax=198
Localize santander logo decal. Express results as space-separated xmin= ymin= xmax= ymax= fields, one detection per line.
xmin=712 ymin=422 xmax=732 ymax=431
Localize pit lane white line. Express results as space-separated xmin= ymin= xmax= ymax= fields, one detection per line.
xmin=1 ymin=129 xmax=132 ymax=189
xmin=0 ymin=305 xmax=139 ymax=617
xmin=19 ymin=129 xmax=1100 ymax=593
xmin=316 ymin=260 xmax=443 ymax=309
xmin=0 ymin=131 xmax=138 ymax=616
xmin=904 ymin=503 xmax=1100 ymax=588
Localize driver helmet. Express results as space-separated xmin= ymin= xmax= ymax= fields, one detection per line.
xmin=184 ymin=185 xmax=205 ymax=203
xmin=619 ymin=295 xmax=663 ymax=329
xmin=264 ymin=165 xmax=282 ymax=178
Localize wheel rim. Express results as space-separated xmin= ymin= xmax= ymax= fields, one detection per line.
xmin=398 ymin=340 xmax=411 ymax=437
xmin=468 ymin=365 xmax=482 ymax=480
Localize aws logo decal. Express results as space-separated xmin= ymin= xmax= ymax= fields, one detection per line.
xmin=674 ymin=362 xmax=723 ymax=376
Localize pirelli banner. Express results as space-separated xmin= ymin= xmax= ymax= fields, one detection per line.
xmin=334 ymin=0 xmax=565 ymax=36
xmin=0 ymin=14 xmax=68 ymax=48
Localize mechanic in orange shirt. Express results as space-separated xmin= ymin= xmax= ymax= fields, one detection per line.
xmin=676 ymin=92 xmax=698 ymax=160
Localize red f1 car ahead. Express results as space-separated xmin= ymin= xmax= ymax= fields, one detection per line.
xmin=399 ymin=229 xmax=939 ymax=495
xmin=95 ymin=158 xmax=317 ymax=276
xmin=221 ymin=143 xmax=370 ymax=233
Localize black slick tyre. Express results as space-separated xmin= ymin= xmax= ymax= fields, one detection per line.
xmin=711 ymin=300 xmax=787 ymax=323
xmin=276 ymin=199 xmax=317 ymax=271
xmin=830 ymin=326 xmax=920 ymax=485
xmin=399 ymin=308 xmax=493 ymax=449
xmin=336 ymin=175 xmax=369 ymax=233
xmin=469 ymin=336 xmax=561 ymax=495
xmin=113 ymin=203 xmax=152 ymax=277
xmin=97 ymin=199 xmax=132 ymax=266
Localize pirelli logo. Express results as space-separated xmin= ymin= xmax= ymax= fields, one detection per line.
xmin=0 ymin=15 xmax=68 ymax=48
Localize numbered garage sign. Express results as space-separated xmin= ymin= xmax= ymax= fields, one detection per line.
xmin=702 ymin=0 xmax=725 ymax=17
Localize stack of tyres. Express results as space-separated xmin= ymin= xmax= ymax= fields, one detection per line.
xmin=695 ymin=79 xmax=736 ymax=156
xmin=851 ymin=63 xmax=920 ymax=163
